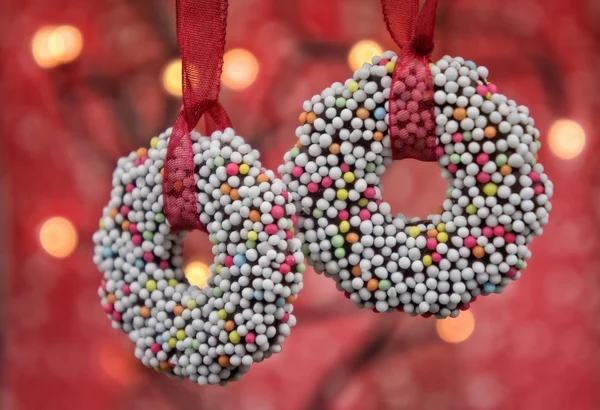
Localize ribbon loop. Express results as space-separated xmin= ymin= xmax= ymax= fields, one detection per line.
xmin=163 ymin=0 xmax=232 ymax=232
xmin=381 ymin=0 xmax=439 ymax=161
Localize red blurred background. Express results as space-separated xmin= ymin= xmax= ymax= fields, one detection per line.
xmin=1 ymin=0 xmax=598 ymax=409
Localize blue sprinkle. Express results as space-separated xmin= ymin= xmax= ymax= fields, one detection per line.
xmin=465 ymin=60 xmax=477 ymax=70
xmin=374 ymin=107 xmax=386 ymax=120
xmin=156 ymin=336 xmax=163 ymax=344
xmin=135 ymin=259 xmax=145 ymax=269
xmin=483 ymin=282 xmax=496 ymax=293
xmin=253 ymin=290 xmax=264 ymax=301
xmin=103 ymin=247 xmax=113 ymax=258
xmin=275 ymin=297 xmax=285 ymax=307
xmin=233 ymin=254 xmax=246 ymax=267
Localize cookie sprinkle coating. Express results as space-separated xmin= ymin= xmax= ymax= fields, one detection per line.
xmin=94 ymin=128 xmax=303 ymax=385
xmin=279 ymin=53 xmax=553 ymax=318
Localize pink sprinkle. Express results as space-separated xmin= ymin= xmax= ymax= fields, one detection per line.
xmin=271 ymin=205 xmax=284 ymax=219
xmin=285 ymin=230 xmax=294 ymax=240
xmin=506 ymin=267 xmax=518 ymax=278
xmin=426 ymin=238 xmax=437 ymax=250
xmin=459 ymin=303 xmax=470 ymax=311
xmin=308 ymin=182 xmax=318 ymax=193
xmin=245 ymin=333 xmax=256 ymax=344
xmin=140 ymin=155 xmax=149 ymax=163
xmin=285 ymin=255 xmax=296 ymax=265
xmin=493 ymin=226 xmax=505 ymax=237
xmin=321 ymin=177 xmax=333 ymax=188
xmin=435 ymin=147 xmax=444 ymax=158
xmin=225 ymin=255 xmax=234 ymax=267
xmin=112 ymin=311 xmax=122 ymax=321
xmin=487 ymin=83 xmax=498 ymax=94
xmin=281 ymin=313 xmax=290 ymax=323
xmin=340 ymin=163 xmax=350 ymax=172
xmin=291 ymin=214 xmax=298 ymax=225
xmin=281 ymin=190 xmax=289 ymax=200
xmin=533 ymin=185 xmax=544 ymax=195
xmin=471 ymin=296 xmax=478 ymax=303
xmin=476 ymin=153 xmax=489 ymax=165
xmin=103 ymin=304 xmax=114 ymax=314
xmin=379 ymin=59 xmax=389 ymax=66
xmin=159 ymin=261 xmax=170 ymax=269
xmin=280 ymin=263 xmax=291 ymax=274
xmin=529 ymin=172 xmax=540 ymax=183
xmin=126 ymin=184 xmax=134 ymax=193
xmin=432 ymin=252 xmax=442 ymax=263
xmin=129 ymin=224 xmax=139 ymax=234
xmin=364 ymin=187 xmax=376 ymax=199
xmin=132 ymin=235 xmax=142 ymax=246
xmin=120 ymin=205 xmax=130 ymax=216
xmin=122 ymin=284 xmax=131 ymax=296
xmin=339 ymin=210 xmax=349 ymax=220
xmin=151 ymin=343 xmax=161 ymax=354
xmin=265 ymin=224 xmax=278 ymax=235
xmin=477 ymin=172 xmax=491 ymax=184
xmin=133 ymin=159 xmax=141 ymax=167
xmin=143 ymin=252 xmax=154 ymax=262
xmin=226 ymin=163 xmax=239 ymax=176
xmin=101 ymin=281 xmax=107 ymax=292
xmin=482 ymin=227 xmax=494 ymax=238
xmin=292 ymin=166 xmax=303 ymax=178
xmin=464 ymin=236 xmax=477 ymax=248
xmin=452 ymin=133 xmax=463 ymax=143
xmin=359 ymin=210 xmax=371 ymax=221
xmin=376 ymin=199 xmax=382 ymax=205
xmin=476 ymin=85 xmax=489 ymax=96
xmin=448 ymin=164 xmax=458 ymax=173
xmin=504 ymin=233 xmax=516 ymax=243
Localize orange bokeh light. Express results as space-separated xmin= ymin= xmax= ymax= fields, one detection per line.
xmin=184 ymin=261 xmax=210 ymax=288
xmin=32 ymin=25 xmax=83 ymax=69
xmin=548 ymin=119 xmax=586 ymax=160
xmin=436 ymin=310 xmax=475 ymax=344
xmin=348 ymin=40 xmax=383 ymax=71
xmin=39 ymin=216 xmax=78 ymax=258
xmin=222 ymin=48 xmax=259 ymax=90
xmin=162 ymin=59 xmax=183 ymax=97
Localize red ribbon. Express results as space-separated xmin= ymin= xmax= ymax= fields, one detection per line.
xmin=163 ymin=0 xmax=232 ymax=232
xmin=381 ymin=0 xmax=439 ymax=161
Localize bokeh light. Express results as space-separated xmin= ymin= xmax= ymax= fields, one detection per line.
xmin=162 ymin=58 xmax=183 ymax=97
xmin=184 ymin=261 xmax=210 ymax=288
xmin=39 ymin=216 xmax=78 ymax=258
xmin=436 ymin=310 xmax=475 ymax=343
xmin=32 ymin=25 xmax=83 ymax=69
xmin=548 ymin=119 xmax=586 ymax=160
xmin=348 ymin=40 xmax=383 ymax=71
xmin=222 ymin=48 xmax=259 ymax=90
xmin=98 ymin=343 xmax=141 ymax=387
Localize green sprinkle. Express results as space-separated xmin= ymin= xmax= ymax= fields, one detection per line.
xmin=335 ymin=98 xmax=346 ymax=108
xmin=334 ymin=248 xmax=346 ymax=258
xmin=143 ymin=231 xmax=153 ymax=240
xmin=213 ymin=287 xmax=223 ymax=297
xmin=155 ymin=213 xmax=165 ymax=223
xmin=291 ymin=147 xmax=300 ymax=158
xmin=246 ymin=240 xmax=256 ymax=249
xmin=297 ymin=263 xmax=306 ymax=273
xmin=505 ymin=224 xmax=513 ymax=232
xmin=313 ymin=209 xmax=323 ymax=218
xmin=496 ymin=154 xmax=508 ymax=166
xmin=192 ymin=340 xmax=200 ymax=350
xmin=516 ymin=259 xmax=524 ymax=269
xmin=301 ymin=244 xmax=310 ymax=255
xmin=379 ymin=280 xmax=391 ymax=291
xmin=214 ymin=156 xmax=224 ymax=166
xmin=331 ymin=235 xmax=344 ymax=247
xmin=446 ymin=187 xmax=453 ymax=198
xmin=450 ymin=154 xmax=461 ymax=164
xmin=366 ymin=163 xmax=376 ymax=172
xmin=463 ymin=131 xmax=472 ymax=141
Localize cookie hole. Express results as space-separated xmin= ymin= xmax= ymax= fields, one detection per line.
xmin=182 ymin=229 xmax=213 ymax=288
xmin=381 ymin=159 xmax=447 ymax=220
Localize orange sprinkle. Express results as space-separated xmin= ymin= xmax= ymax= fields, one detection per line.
xmin=160 ymin=168 xmax=164 ymax=175
xmin=484 ymin=126 xmax=497 ymax=138
xmin=373 ymin=131 xmax=384 ymax=141
xmin=109 ymin=208 xmax=119 ymax=218
xmin=307 ymin=112 xmax=317 ymax=124
xmin=173 ymin=305 xmax=184 ymax=316
xmin=249 ymin=210 xmax=261 ymax=222
xmin=472 ymin=246 xmax=485 ymax=259
xmin=257 ymin=174 xmax=269 ymax=183
xmin=356 ymin=108 xmax=370 ymax=120
xmin=346 ymin=233 xmax=359 ymax=243
xmin=221 ymin=184 xmax=231 ymax=194
xmin=173 ymin=181 xmax=183 ymax=193
xmin=225 ymin=320 xmax=235 ymax=331
xmin=230 ymin=189 xmax=240 ymax=200
xmin=453 ymin=107 xmax=466 ymax=121
xmin=107 ymin=294 xmax=117 ymax=304
xmin=136 ymin=147 xmax=148 ymax=158
xmin=367 ymin=279 xmax=379 ymax=292
xmin=427 ymin=229 xmax=438 ymax=238
xmin=122 ymin=221 xmax=130 ymax=231
xmin=285 ymin=295 xmax=296 ymax=304
xmin=330 ymin=143 xmax=340 ymax=154
xmin=140 ymin=306 xmax=151 ymax=318
xmin=351 ymin=266 xmax=361 ymax=277
xmin=500 ymin=165 xmax=512 ymax=176
xmin=159 ymin=361 xmax=171 ymax=371
xmin=295 ymin=140 xmax=302 ymax=148
xmin=299 ymin=112 xmax=308 ymax=124
xmin=218 ymin=356 xmax=230 ymax=367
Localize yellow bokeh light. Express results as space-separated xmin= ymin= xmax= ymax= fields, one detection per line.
xmin=32 ymin=25 xmax=83 ymax=69
xmin=39 ymin=216 xmax=78 ymax=258
xmin=184 ymin=261 xmax=210 ymax=288
xmin=548 ymin=119 xmax=586 ymax=160
xmin=162 ymin=59 xmax=183 ymax=97
xmin=222 ymin=48 xmax=259 ymax=90
xmin=436 ymin=310 xmax=475 ymax=344
xmin=348 ymin=40 xmax=383 ymax=72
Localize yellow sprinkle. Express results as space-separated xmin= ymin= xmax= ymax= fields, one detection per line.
xmin=339 ymin=221 xmax=350 ymax=233
xmin=437 ymin=232 xmax=449 ymax=243
xmin=337 ymin=189 xmax=348 ymax=200
xmin=218 ymin=309 xmax=227 ymax=320
xmin=168 ymin=279 xmax=178 ymax=287
xmin=408 ymin=226 xmax=421 ymax=238
xmin=247 ymin=231 xmax=258 ymax=241
xmin=176 ymin=330 xmax=186 ymax=340
xmin=486 ymin=92 xmax=492 ymax=99
xmin=150 ymin=137 xmax=159 ymax=149
xmin=423 ymin=255 xmax=432 ymax=266
xmin=169 ymin=338 xmax=177 ymax=348
xmin=358 ymin=198 xmax=368 ymax=207
xmin=386 ymin=61 xmax=396 ymax=73
xmin=437 ymin=223 xmax=446 ymax=232
xmin=348 ymin=81 xmax=359 ymax=92
xmin=239 ymin=163 xmax=249 ymax=174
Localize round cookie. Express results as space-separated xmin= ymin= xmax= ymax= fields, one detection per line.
xmin=279 ymin=52 xmax=553 ymax=318
xmin=93 ymin=128 xmax=304 ymax=385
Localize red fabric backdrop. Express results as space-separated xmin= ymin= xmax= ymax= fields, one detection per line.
xmin=1 ymin=1 xmax=599 ymax=409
